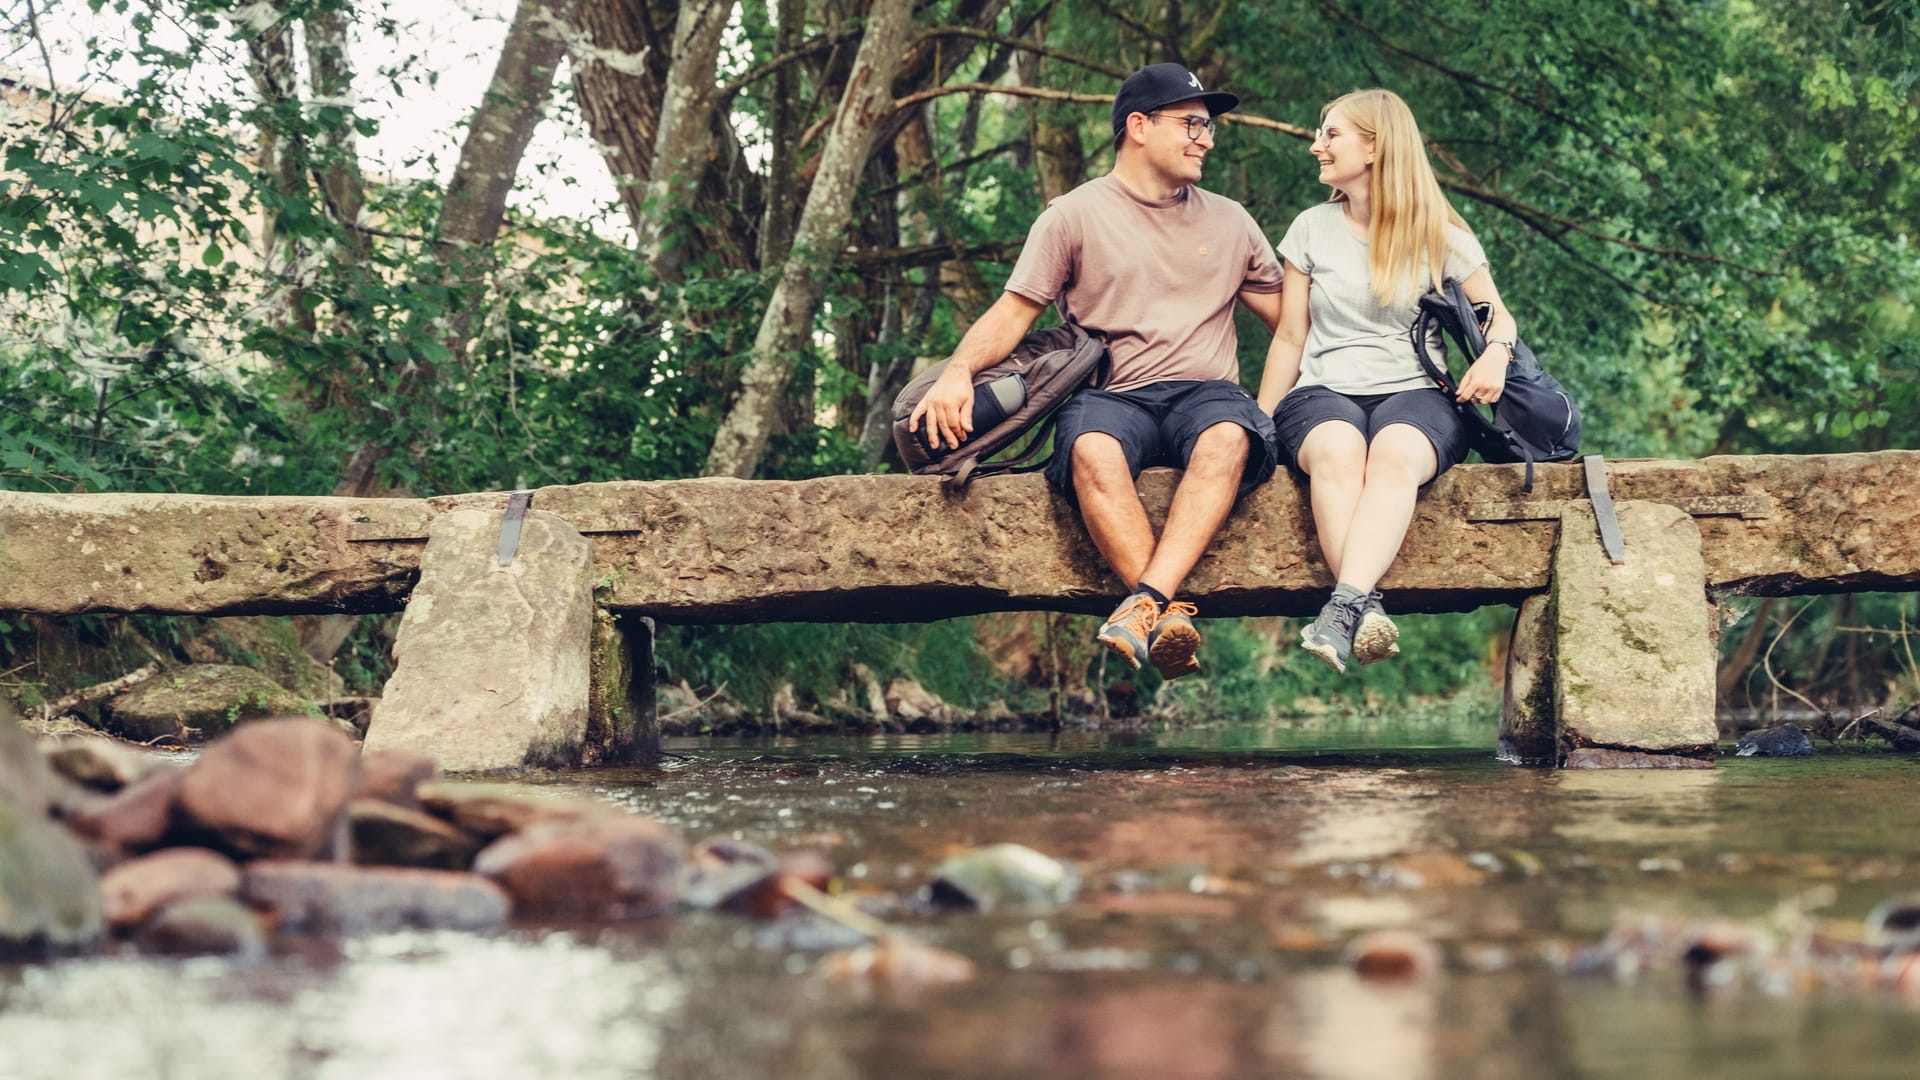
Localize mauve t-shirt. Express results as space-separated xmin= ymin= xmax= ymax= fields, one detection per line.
xmin=1003 ymin=174 xmax=1283 ymax=393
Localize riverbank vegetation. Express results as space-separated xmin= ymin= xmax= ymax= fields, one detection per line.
xmin=4 ymin=0 xmax=1918 ymax=727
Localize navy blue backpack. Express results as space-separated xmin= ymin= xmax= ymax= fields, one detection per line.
xmin=1410 ymin=281 xmax=1581 ymax=491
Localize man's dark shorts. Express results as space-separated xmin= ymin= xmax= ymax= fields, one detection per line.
xmin=1044 ymin=379 xmax=1278 ymax=503
xmin=1272 ymin=384 xmax=1469 ymax=480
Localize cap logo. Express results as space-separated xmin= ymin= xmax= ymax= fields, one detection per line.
xmin=1187 ymin=72 xmax=1202 ymax=89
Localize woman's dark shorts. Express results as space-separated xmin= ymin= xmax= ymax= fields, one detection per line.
xmin=1044 ymin=379 xmax=1279 ymax=504
xmin=1272 ymin=385 xmax=1469 ymax=480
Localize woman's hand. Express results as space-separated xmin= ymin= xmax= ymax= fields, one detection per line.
xmin=1455 ymin=344 xmax=1510 ymax=405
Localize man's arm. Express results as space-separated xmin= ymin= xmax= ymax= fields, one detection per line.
xmin=909 ymin=291 xmax=1048 ymax=450
xmin=1237 ymin=286 xmax=1283 ymax=333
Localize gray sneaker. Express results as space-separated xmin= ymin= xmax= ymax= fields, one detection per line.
xmin=1300 ymin=593 xmax=1365 ymax=674
xmin=1352 ymin=593 xmax=1400 ymax=665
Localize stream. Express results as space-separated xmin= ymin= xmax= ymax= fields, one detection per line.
xmin=5 ymin=723 xmax=1920 ymax=1078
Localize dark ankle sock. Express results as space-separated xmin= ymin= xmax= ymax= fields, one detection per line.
xmin=1135 ymin=583 xmax=1170 ymax=609
xmin=1331 ymin=582 xmax=1365 ymax=604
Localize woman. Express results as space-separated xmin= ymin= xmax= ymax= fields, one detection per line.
xmin=1258 ymin=88 xmax=1519 ymax=674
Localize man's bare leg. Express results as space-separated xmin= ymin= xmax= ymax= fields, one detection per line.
xmin=1130 ymin=422 xmax=1250 ymax=678
xmin=1134 ymin=422 xmax=1249 ymax=598
xmin=1072 ymin=432 xmax=1155 ymax=588
xmin=1073 ymin=432 xmax=1164 ymax=671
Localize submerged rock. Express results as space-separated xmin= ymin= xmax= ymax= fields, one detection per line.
xmin=1346 ymin=930 xmax=1442 ymax=980
xmin=133 ymin=896 xmax=267 ymax=959
xmin=243 ymin=860 xmax=511 ymax=934
xmin=684 ymin=839 xmax=833 ymax=918
xmin=349 ymin=799 xmax=479 ymax=870
xmin=820 ymin=937 xmax=976 ymax=988
xmin=925 ymin=843 xmax=1077 ymax=913
xmin=1735 ymin=724 xmax=1815 ymax=757
xmin=473 ymin=815 xmax=686 ymax=919
xmin=99 ymin=847 xmax=242 ymax=932
xmin=1866 ymin=893 xmax=1920 ymax=951
xmin=176 ymin=718 xmax=360 ymax=860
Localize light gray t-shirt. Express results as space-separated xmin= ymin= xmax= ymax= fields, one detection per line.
xmin=1278 ymin=202 xmax=1487 ymax=395
xmin=1005 ymin=174 xmax=1283 ymax=393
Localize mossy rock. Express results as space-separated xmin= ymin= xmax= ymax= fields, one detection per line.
xmin=101 ymin=664 xmax=309 ymax=743
xmin=2 ymin=708 xmax=102 ymax=954
xmin=184 ymin=616 xmax=345 ymax=700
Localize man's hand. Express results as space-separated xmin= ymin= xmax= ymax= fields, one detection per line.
xmin=909 ymin=365 xmax=977 ymax=450
xmin=906 ymin=291 xmax=1047 ymax=450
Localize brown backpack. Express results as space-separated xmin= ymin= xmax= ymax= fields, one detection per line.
xmin=891 ymin=322 xmax=1109 ymax=488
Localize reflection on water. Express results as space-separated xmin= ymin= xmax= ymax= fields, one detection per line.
xmin=5 ymin=729 xmax=1920 ymax=1079
xmin=1551 ymin=768 xmax=1724 ymax=848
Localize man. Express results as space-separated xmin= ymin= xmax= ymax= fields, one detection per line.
xmin=909 ymin=63 xmax=1284 ymax=680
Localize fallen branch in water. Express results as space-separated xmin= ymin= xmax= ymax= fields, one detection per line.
xmin=658 ymin=681 xmax=730 ymax=727
xmin=1861 ymin=716 xmax=1920 ymax=753
xmin=38 ymin=662 xmax=161 ymax=721
xmin=778 ymin=876 xmax=896 ymax=941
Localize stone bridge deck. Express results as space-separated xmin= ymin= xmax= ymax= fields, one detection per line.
xmin=3 ymin=452 xmax=1915 ymax=621
xmin=4 ymin=451 xmax=1916 ymax=772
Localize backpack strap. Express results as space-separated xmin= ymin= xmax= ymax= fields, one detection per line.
xmin=945 ymin=411 xmax=1066 ymax=490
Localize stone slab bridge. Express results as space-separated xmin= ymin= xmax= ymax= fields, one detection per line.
xmin=4 ymin=451 xmax=1916 ymax=771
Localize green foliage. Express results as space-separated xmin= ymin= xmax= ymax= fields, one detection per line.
xmin=656 ymin=618 xmax=1027 ymax=716
xmin=1718 ymin=592 xmax=1920 ymax=714
xmin=1145 ymin=609 xmax=1512 ymax=721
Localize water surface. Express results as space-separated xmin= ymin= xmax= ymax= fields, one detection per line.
xmin=5 ymin=728 xmax=1919 ymax=1079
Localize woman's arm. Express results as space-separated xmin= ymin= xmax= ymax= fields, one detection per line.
xmin=1453 ymin=266 xmax=1517 ymax=405
xmin=1256 ymin=260 xmax=1313 ymax=414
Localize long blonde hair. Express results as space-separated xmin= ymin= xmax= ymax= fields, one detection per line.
xmin=1322 ymin=89 xmax=1470 ymax=306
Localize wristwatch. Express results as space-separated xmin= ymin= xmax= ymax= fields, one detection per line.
xmin=1486 ymin=337 xmax=1518 ymax=355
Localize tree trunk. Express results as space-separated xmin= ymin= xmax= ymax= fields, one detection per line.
xmin=641 ymin=0 xmax=731 ymax=280
xmin=703 ymin=0 xmax=916 ymax=479
xmin=568 ymin=0 xmax=755 ymax=267
xmin=240 ymin=9 xmax=312 ymax=333
xmin=1717 ymin=596 xmax=1776 ymax=704
xmin=304 ymin=8 xmax=370 ymax=260
xmin=567 ymin=0 xmax=669 ymax=236
xmin=441 ymin=0 xmax=574 ymax=252
xmin=757 ymin=0 xmax=806 ymax=268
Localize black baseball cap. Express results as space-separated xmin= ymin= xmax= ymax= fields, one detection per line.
xmin=1111 ymin=63 xmax=1239 ymax=136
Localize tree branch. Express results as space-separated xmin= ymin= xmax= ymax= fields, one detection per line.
xmin=890 ymin=81 xmax=1112 ymax=111
xmin=843 ymin=238 xmax=1021 ymax=270
xmin=1316 ymin=0 xmax=1648 ymax=180
xmin=911 ymin=25 xmax=1129 ymax=79
xmin=718 ymin=25 xmax=866 ymax=100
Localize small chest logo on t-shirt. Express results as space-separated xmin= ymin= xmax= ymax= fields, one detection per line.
xmin=1198 ymin=246 xmax=1210 ymax=256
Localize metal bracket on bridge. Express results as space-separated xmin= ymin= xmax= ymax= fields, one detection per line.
xmin=1583 ymin=455 xmax=1627 ymax=565
xmin=497 ymin=490 xmax=534 ymax=566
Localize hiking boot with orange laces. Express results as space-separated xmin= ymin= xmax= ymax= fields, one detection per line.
xmin=1147 ymin=601 xmax=1202 ymax=680
xmin=1096 ymin=591 xmax=1161 ymax=671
